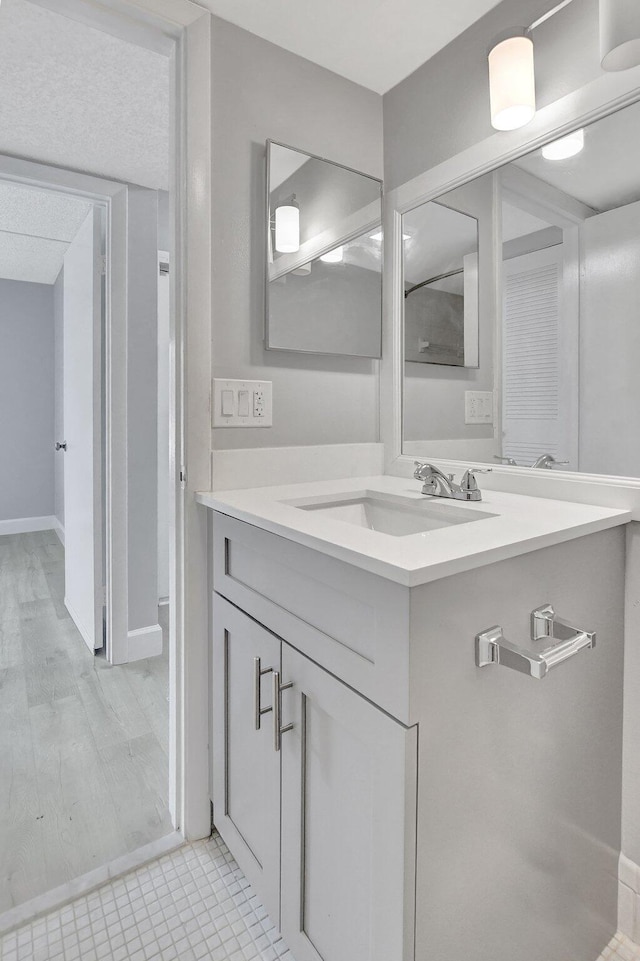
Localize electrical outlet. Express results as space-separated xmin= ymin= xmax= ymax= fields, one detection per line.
xmin=465 ymin=390 xmax=494 ymax=425
xmin=213 ymin=379 xmax=272 ymax=427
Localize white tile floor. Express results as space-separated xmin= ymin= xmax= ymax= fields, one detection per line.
xmin=0 ymin=833 xmax=294 ymax=961
xmin=601 ymin=934 xmax=640 ymax=961
xmin=0 ymin=829 xmax=636 ymax=961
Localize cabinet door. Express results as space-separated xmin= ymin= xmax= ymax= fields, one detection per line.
xmin=280 ymin=644 xmax=417 ymax=961
xmin=212 ymin=596 xmax=281 ymax=925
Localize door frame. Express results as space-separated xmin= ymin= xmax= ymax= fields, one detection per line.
xmin=0 ymin=0 xmax=213 ymax=846
xmin=111 ymin=0 xmax=214 ymax=841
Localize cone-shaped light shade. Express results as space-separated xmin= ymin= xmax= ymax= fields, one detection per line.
xmin=600 ymin=0 xmax=640 ymax=70
xmin=488 ymin=33 xmax=536 ymax=131
xmin=275 ymin=204 xmax=300 ymax=253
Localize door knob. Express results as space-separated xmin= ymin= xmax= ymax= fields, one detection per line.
xmin=55 ymin=442 xmax=67 ymax=451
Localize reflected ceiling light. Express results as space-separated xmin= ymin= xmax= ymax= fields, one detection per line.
xmin=542 ymin=128 xmax=584 ymax=160
xmin=320 ymin=246 xmax=344 ymax=263
xmin=274 ymin=198 xmax=299 ymax=253
xmin=488 ymin=29 xmax=536 ymax=131
xmin=600 ymin=0 xmax=640 ymax=70
xmin=369 ymin=230 xmax=411 ymax=241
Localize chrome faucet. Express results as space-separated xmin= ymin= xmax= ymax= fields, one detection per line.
xmin=413 ymin=462 xmax=492 ymax=502
xmin=531 ymin=454 xmax=569 ymax=470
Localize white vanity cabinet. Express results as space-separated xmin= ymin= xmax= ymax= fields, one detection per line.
xmin=212 ymin=591 xmax=417 ymax=961
xmin=209 ymin=508 xmax=627 ymax=961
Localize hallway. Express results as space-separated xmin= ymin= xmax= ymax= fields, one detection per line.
xmin=0 ymin=530 xmax=171 ymax=913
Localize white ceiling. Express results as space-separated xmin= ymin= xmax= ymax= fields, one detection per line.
xmin=0 ymin=181 xmax=92 ymax=284
xmin=0 ymin=0 xmax=170 ymax=191
xmin=403 ymin=201 xmax=478 ymax=286
xmin=196 ymin=0 xmax=503 ymax=93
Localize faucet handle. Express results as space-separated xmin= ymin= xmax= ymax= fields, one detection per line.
xmin=461 ymin=467 xmax=492 ymax=491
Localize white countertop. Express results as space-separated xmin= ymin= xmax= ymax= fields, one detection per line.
xmin=196 ymin=476 xmax=631 ymax=587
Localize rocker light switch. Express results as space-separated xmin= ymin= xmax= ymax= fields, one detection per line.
xmin=237 ymin=390 xmax=250 ymax=418
xmin=221 ymin=390 xmax=234 ymax=417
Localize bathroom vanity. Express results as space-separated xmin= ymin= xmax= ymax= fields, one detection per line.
xmin=198 ymin=478 xmax=630 ymax=961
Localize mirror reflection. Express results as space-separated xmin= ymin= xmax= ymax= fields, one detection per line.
xmin=404 ymin=201 xmax=479 ymax=368
xmin=266 ymin=141 xmax=382 ymax=357
xmin=402 ymin=99 xmax=640 ymax=478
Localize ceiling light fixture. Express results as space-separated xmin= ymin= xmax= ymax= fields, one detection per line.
xmin=541 ymin=128 xmax=584 ymax=159
xmin=600 ymin=0 xmax=640 ymax=70
xmin=274 ymin=197 xmax=300 ymax=253
xmin=320 ymin=246 xmax=344 ymax=263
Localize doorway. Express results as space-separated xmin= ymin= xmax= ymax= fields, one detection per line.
xmin=0 ymin=172 xmax=174 ymax=914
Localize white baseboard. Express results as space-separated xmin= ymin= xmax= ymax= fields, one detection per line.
xmin=53 ymin=517 xmax=65 ymax=546
xmin=212 ymin=442 xmax=385 ymax=492
xmin=0 ymin=515 xmax=57 ymax=536
xmin=619 ymin=853 xmax=640 ymax=941
xmin=127 ymin=622 xmax=163 ymax=661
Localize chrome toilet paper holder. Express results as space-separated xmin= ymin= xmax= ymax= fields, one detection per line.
xmin=475 ymin=604 xmax=596 ymax=680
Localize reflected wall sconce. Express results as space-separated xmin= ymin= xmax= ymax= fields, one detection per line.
xmin=320 ymin=246 xmax=343 ymax=264
xmin=488 ymin=29 xmax=536 ymax=131
xmin=542 ymin=127 xmax=584 ymax=159
xmin=274 ymin=196 xmax=300 ymax=253
xmin=600 ymin=0 xmax=640 ymax=70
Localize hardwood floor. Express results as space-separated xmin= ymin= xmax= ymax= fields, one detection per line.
xmin=0 ymin=530 xmax=171 ymax=914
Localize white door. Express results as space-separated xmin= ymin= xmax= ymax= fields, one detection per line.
xmin=502 ymin=242 xmax=579 ymax=469
xmin=62 ymin=208 xmax=104 ymax=651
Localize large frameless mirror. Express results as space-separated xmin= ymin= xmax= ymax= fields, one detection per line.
xmin=266 ymin=140 xmax=383 ymax=358
xmin=401 ymin=98 xmax=640 ymax=478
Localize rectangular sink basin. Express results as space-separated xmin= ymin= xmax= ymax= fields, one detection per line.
xmin=283 ymin=490 xmax=495 ymax=537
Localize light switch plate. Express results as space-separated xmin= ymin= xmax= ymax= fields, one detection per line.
xmin=465 ymin=390 xmax=494 ymax=425
xmin=213 ymin=379 xmax=273 ymax=428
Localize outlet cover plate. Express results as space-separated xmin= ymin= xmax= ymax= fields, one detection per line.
xmin=213 ymin=379 xmax=273 ymax=428
xmin=465 ymin=390 xmax=494 ymax=425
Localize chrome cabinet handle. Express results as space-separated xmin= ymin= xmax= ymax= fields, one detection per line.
xmin=272 ymin=671 xmax=293 ymax=752
xmin=253 ymin=657 xmax=274 ymax=731
xmin=475 ymin=604 xmax=595 ymax=680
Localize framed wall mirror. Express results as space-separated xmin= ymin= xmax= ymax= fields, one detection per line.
xmin=266 ymin=140 xmax=383 ymax=358
xmin=400 ymin=96 xmax=640 ymax=478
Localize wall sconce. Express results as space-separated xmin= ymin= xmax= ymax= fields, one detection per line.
xmin=600 ymin=0 xmax=640 ymax=70
xmin=275 ymin=197 xmax=300 ymax=253
xmin=487 ymin=2 xmax=577 ymax=132
xmin=488 ymin=29 xmax=536 ymax=131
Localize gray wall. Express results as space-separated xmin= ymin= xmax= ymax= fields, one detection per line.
xmin=0 ymin=279 xmax=55 ymax=522
xmin=268 ymin=263 xmax=382 ymax=357
xmin=383 ymin=0 xmax=601 ymax=190
xmin=53 ymin=269 xmax=64 ymax=529
xmin=210 ymin=16 xmax=384 ymax=450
